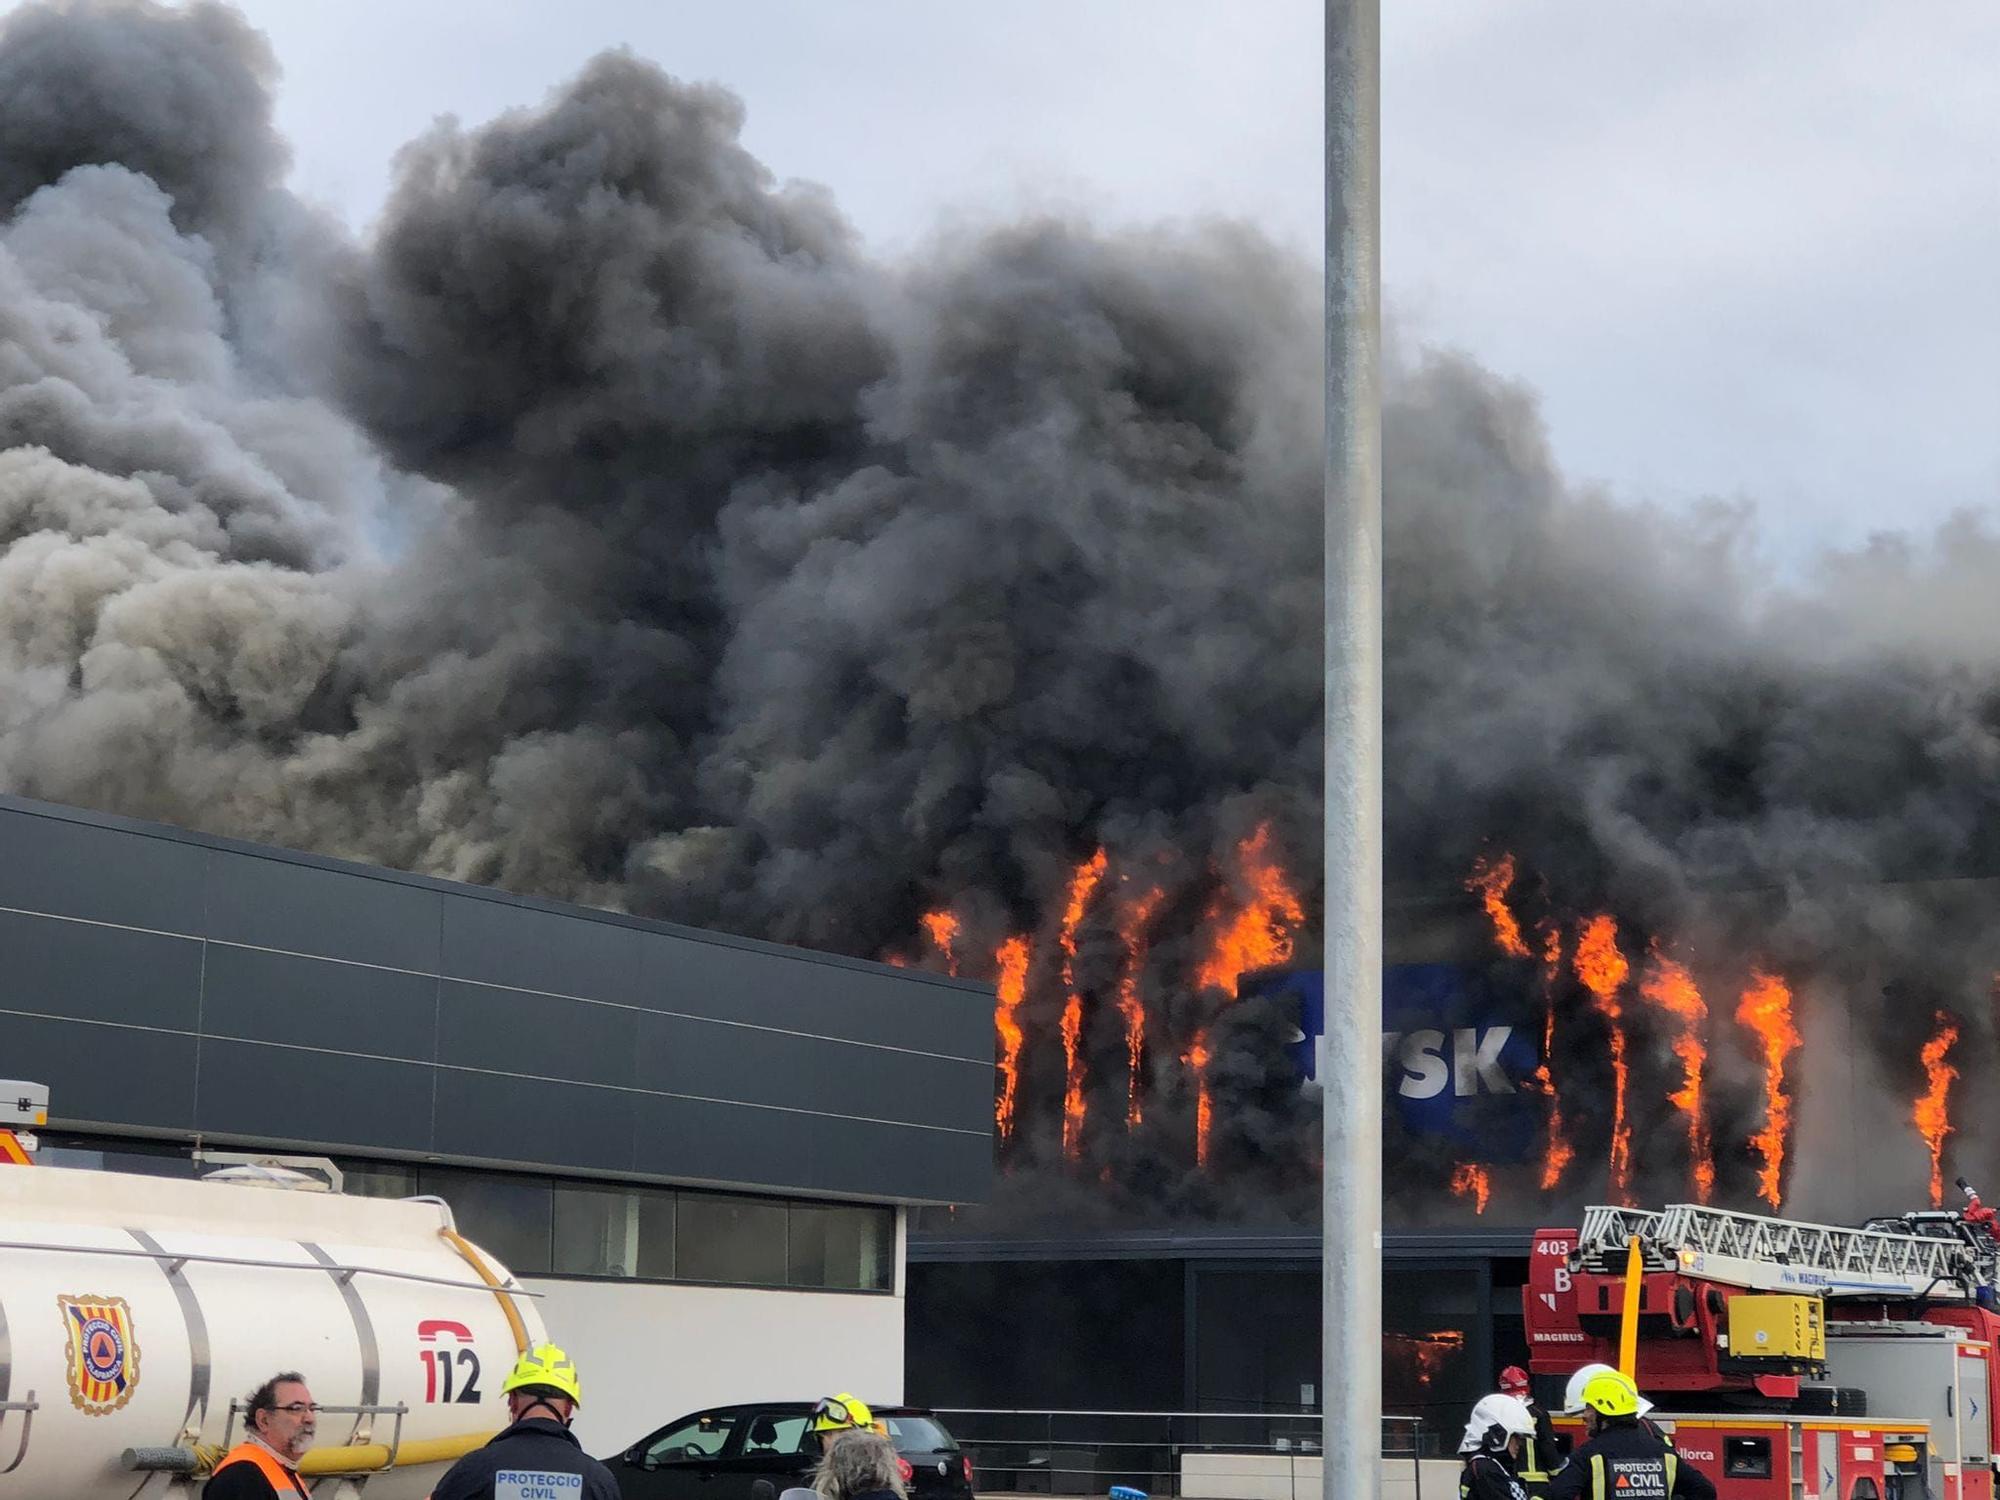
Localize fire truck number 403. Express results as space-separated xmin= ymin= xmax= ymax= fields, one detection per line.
xmin=1530 ymin=1191 xmax=2000 ymax=1500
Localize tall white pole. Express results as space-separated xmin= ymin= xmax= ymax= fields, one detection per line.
xmin=1323 ymin=0 xmax=1382 ymax=1495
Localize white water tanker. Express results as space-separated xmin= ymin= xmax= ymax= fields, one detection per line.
xmin=0 ymin=1139 xmax=543 ymax=1499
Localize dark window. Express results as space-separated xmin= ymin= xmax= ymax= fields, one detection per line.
xmin=343 ymin=1163 xmax=419 ymax=1198
xmin=635 ymin=1188 xmax=677 ymax=1279
xmin=1723 ymin=1437 xmax=1772 ymax=1479
xmin=677 ymin=1195 xmax=788 ymax=1285
xmin=428 ymin=1168 xmax=552 ymax=1275
xmin=788 ymin=1204 xmax=894 ymax=1291
xmin=1849 ymin=1482 xmax=1879 ymax=1500
xmin=38 ymin=1135 xmax=196 ymax=1179
xmin=553 ymin=1184 xmax=638 ymax=1276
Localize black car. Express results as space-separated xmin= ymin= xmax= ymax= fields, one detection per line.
xmin=604 ymin=1402 xmax=975 ymax=1500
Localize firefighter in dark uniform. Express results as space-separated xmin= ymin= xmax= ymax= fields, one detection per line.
xmin=1498 ymin=1365 xmax=1558 ymax=1484
xmin=428 ymin=1343 xmax=620 ymax=1500
xmin=1547 ymin=1370 xmax=1715 ymax=1500
xmin=1458 ymin=1393 xmax=1538 ymax=1500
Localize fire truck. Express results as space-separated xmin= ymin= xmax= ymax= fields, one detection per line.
xmin=1528 ymin=1188 xmax=2000 ymax=1500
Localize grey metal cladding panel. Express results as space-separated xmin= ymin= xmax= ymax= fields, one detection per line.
xmin=0 ymin=908 xmax=203 ymax=1029
xmin=802 ymin=1115 xmax=992 ymax=1203
xmin=631 ymin=1010 xmax=990 ymax=1134
xmin=200 ymin=945 xmax=438 ymax=1063
xmin=438 ymin=894 xmax=646 ymax=1005
xmin=0 ymin=805 xmax=205 ymax=932
xmin=195 ymin=1039 xmax=434 ymax=1151
xmin=0 ymin=1012 xmax=198 ymax=1130
xmin=640 ymin=937 xmax=989 ymax=1059
xmin=203 ymin=850 xmax=442 ymax=972
xmin=435 ymin=980 xmax=636 ymax=1088
xmin=631 ymin=1092 xmax=811 ymax=1194
xmin=432 ymin=1068 xmax=634 ymax=1173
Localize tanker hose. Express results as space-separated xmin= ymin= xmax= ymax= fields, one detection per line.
xmin=298 ymin=1429 xmax=498 ymax=1475
xmin=439 ymin=1227 xmax=531 ymax=1356
xmin=121 ymin=1447 xmax=200 ymax=1474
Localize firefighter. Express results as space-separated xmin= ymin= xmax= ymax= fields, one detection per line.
xmin=806 ymin=1393 xmax=883 ymax=1456
xmin=1497 ymin=1365 xmax=1558 ymax=1480
xmin=1546 ymin=1370 xmax=1714 ymax=1500
xmin=1457 ymin=1393 xmax=1538 ymax=1500
xmin=1559 ymin=1362 xmax=1666 ymax=1443
xmin=427 ymin=1343 xmax=619 ymax=1500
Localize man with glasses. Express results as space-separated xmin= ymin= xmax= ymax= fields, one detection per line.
xmin=204 ymin=1372 xmax=316 ymax=1498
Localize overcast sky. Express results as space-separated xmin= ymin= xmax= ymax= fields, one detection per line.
xmin=21 ymin=1 xmax=2000 ymax=558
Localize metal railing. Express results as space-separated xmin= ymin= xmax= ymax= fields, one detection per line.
xmin=932 ymin=1407 xmax=1429 ymax=1500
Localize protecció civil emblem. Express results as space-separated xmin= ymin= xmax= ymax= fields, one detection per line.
xmin=59 ymin=1294 xmax=140 ymax=1414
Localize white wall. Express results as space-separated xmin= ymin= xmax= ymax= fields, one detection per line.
xmin=525 ymin=1263 xmax=905 ymax=1456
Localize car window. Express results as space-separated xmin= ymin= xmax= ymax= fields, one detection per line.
xmin=645 ymin=1412 xmax=740 ymax=1463
xmin=741 ymin=1414 xmax=811 ymax=1455
xmin=883 ymin=1416 xmax=956 ymax=1452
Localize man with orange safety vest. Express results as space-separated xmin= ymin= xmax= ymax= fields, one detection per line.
xmin=203 ymin=1371 xmax=316 ymax=1498
xmin=1546 ymin=1370 xmax=1714 ymax=1500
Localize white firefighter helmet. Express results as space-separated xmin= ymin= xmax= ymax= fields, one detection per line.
xmin=1458 ymin=1393 xmax=1537 ymax=1456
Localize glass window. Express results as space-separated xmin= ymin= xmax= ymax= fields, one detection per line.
xmin=342 ymin=1162 xmax=419 ymax=1198
xmin=426 ymin=1168 xmax=553 ymax=1276
xmin=881 ymin=1415 xmax=957 ymax=1453
xmin=553 ymin=1184 xmax=638 ymax=1277
xmin=39 ymin=1135 xmax=196 ymax=1178
xmin=676 ymin=1194 xmax=788 ymax=1285
xmin=743 ymin=1413 xmax=810 ymax=1455
xmin=788 ymin=1204 xmax=894 ymax=1290
xmin=635 ymin=1188 xmax=676 ymax=1279
xmin=644 ymin=1411 xmax=739 ymax=1463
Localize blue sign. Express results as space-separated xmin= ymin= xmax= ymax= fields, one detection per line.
xmin=1251 ymin=965 xmax=1542 ymax=1160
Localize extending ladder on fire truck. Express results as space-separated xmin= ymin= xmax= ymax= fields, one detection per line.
xmin=1573 ymin=1203 xmax=1999 ymax=1301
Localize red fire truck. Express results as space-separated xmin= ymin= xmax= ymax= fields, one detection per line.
xmin=1528 ymin=1192 xmax=2000 ymax=1500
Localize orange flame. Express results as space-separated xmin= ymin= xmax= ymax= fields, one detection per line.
xmin=994 ymin=936 xmax=1032 ymax=1142
xmin=921 ymin=910 xmax=961 ymax=976
xmin=1736 ymin=969 xmax=1802 ymax=1209
xmin=1450 ymin=1162 xmax=1492 ymax=1215
xmin=1467 ymin=853 xmax=1531 ymax=959
xmin=1534 ymin=923 xmax=1573 ymax=1190
xmin=1195 ymin=824 xmax=1304 ymax=995
xmin=1059 ymin=849 xmax=1110 ymax=1160
xmin=1574 ymin=915 xmax=1633 ymax=1200
xmin=1188 ymin=1034 xmax=1213 ymax=1166
xmin=1916 ymin=1010 xmax=1961 ymax=1208
xmin=1386 ymin=1330 xmax=1467 ymax=1390
xmin=1116 ymin=884 xmax=1167 ymax=1128
xmin=1640 ymin=948 xmax=1715 ymax=1203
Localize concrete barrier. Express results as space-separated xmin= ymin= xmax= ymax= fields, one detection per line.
xmin=1178 ymin=1452 xmax=1458 ymax=1500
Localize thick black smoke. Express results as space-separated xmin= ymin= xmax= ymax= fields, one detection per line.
xmin=3 ymin=0 xmax=1996 ymax=1229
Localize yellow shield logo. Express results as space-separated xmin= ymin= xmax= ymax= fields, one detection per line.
xmin=59 ymin=1294 xmax=140 ymax=1414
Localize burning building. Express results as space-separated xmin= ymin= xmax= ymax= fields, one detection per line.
xmin=5 ymin=0 xmax=2000 ymax=1449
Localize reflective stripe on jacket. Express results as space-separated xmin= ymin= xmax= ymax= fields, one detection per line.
xmin=211 ymin=1442 xmax=310 ymax=1497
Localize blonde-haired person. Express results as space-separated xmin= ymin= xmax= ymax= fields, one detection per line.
xmin=811 ymin=1428 xmax=907 ymax=1500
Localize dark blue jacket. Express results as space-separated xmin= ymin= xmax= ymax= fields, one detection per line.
xmin=429 ymin=1415 xmax=622 ymax=1500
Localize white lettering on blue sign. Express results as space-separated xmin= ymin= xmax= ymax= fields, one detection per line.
xmin=496 ymin=1471 xmax=583 ymax=1500
xmin=1380 ymin=1028 xmax=1514 ymax=1098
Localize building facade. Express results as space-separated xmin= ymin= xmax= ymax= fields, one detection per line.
xmin=0 ymin=793 xmax=993 ymax=1450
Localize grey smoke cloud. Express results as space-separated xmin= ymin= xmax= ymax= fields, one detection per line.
xmin=1 ymin=0 xmax=1994 ymax=1225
